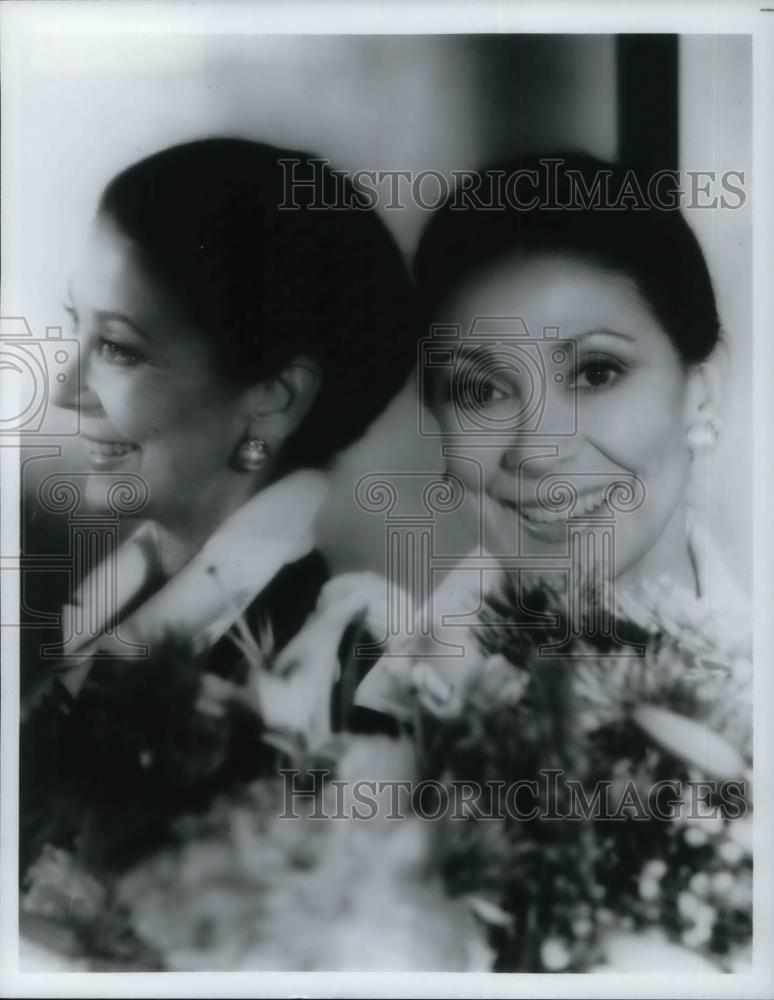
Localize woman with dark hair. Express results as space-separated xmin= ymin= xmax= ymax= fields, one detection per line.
xmin=356 ymin=151 xmax=748 ymax=722
xmin=21 ymin=138 xmax=415 ymax=873
xmin=412 ymin=152 xmax=735 ymax=600
xmin=51 ymin=137 xmax=414 ymax=659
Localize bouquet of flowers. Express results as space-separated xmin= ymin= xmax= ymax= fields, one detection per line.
xmin=20 ymin=570 xmax=752 ymax=972
xmin=408 ymin=572 xmax=752 ymax=971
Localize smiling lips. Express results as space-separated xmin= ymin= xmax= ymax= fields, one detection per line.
xmin=82 ymin=435 xmax=139 ymax=468
xmin=86 ymin=440 xmax=138 ymax=457
xmin=501 ymin=485 xmax=613 ymax=524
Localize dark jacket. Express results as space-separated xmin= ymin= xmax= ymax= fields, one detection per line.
xmin=20 ymin=544 xmax=394 ymax=880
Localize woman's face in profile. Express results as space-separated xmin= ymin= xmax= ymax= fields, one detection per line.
xmin=58 ymin=218 xmax=248 ymax=525
xmin=427 ymin=253 xmax=696 ymax=585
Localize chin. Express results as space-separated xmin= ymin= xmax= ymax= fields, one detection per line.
xmin=81 ymin=469 xmax=151 ymax=520
xmin=80 ymin=473 xmax=112 ymax=514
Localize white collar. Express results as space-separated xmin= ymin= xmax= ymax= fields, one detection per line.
xmin=58 ymin=470 xmax=329 ymax=693
xmin=354 ymin=525 xmax=750 ymax=722
xmin=686 ymin=518 xmax=749 ymax=620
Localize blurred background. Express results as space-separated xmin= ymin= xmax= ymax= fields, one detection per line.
xmin=4 ymin=28 xmax=752 ymax=626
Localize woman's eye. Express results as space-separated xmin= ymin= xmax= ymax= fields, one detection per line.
xmin=449 ymin=358 xmax=516 ymax=410
xmin=573 ymin=355 xmax=625 ymax=392
xmin=453 ymin=376 xmax=511 ymax=411
xmin=99 ymin=337 xmax=141 ymax=368
xmin=474 ymin=381 xmax=509 ymax=407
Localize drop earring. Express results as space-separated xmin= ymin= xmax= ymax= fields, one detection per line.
xmin=687 ymin=416 xmax=721 ymax=456
xmin=236 ymin=437 xmax=268 ymax=472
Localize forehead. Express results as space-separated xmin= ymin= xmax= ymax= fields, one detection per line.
xmin=70 ymin=218 xmax=190 ymax=329
xmin=71 ymin=219 xmax=148 ymax=301
xmin=439 ymin=252 xmax=664 ymax=343
xmin=71 ymin=217 xmax=211 ymax=337
xmin=68 ymin=219 xmax=221 ymax=376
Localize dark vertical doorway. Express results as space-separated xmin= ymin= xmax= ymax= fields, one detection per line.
xmin=617 ymin=35 xmax=679 ymax=171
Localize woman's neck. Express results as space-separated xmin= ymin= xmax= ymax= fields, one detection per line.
xmin=616 ymin=504 xmax=699 ymax=600
xmin=153 ymin=476 xmax=261 ymax=577
xmin=153 ymin=525 xmax=201 ymax=578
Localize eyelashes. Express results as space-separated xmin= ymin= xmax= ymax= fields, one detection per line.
xmin=99 ymin=338 xmax=142 ymax=367
xmin=449 ymin=360 xmax=517 ymax=409
xmin=436 ymin=350 xmax=630 ymax=412
xmin=571 ymin=353 xmax=627 ymax=392
xmin=63 ymin=302 xmax=144 ymax=368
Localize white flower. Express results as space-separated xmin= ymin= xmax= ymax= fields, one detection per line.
xmin=118 ymin=749 xmax=494 ymax=972
xmin=411 ymin=661 xmax=464 ymax=719
xmin=21 ymin=846 xmax=106 ymax=927
xmin=681 ymin=925 xmax=709 ymax=949
xmin=541 ymin=938 xmax=571 ymax=971
xmin=710 ymin=871 xmax=734 ymax=895
xmin=728 ymin=878 xmax=753 ymax=910
xmin=684 ymin=826 xmax=709 ymax=847
xmin=718 ymin=839 xmax=745 ymax=866
xmin=571 ymin=917 xmax=594 ymax=939
xmin=316 ymin=572 xmax=408 ymax=655
xmin=638 ymin=877 xmax=660 ymax=901
xmin=641 ymin=859 xmax=668 ymax=881
xmin=677 ymin=891 xmax=701 ymax=918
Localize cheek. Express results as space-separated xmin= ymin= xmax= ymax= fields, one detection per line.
xmin=587 ymin=378 xmax=688 ymax=479
xmin=435 ymin=430 xmax=504 ymax=492
xmin=95 ymin=373 xmax=168 ymax=438
xmin=102 ymin=371 xmax=236 ymax=445
xmin=609 ymin=419 xmax=685 ymax=481
xmin=146 ymin=400 xmax=240 ymax=473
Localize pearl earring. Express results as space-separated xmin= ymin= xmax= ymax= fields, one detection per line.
xmin=687 ymin=417 xmax=720 ymax=455
xmin=236 ymin=437 xmax=268 ymax=472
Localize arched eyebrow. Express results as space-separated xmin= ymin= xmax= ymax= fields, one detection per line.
xmin=66 ymin=281 xmax=148 ymax=339
xmin=455 ymin=327 xmax=637 ymax=350
xmin=455 ymin=342 xmax=525 ymax=371
xmin=453 ymin=329 xmax=636 ymax=364
xmin=93 ymin=310 xmax=149 ymax=340
xmin=452 ymin=344 xmax=526 ymax=390
xmin=572 ymin=327 xmax=637 ymax=344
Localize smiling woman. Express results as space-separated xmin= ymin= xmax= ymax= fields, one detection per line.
xmin=59 ymin=216 xmax=277 ymax=541
xmin=53 ymin=139 xmax=416 ymax=554
xmin=20 ymin=138 xmax=416 ymax=876
xmin=414 ymin=153 xmax=729 ymax=600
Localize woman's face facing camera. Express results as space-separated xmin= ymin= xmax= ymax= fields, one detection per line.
xmin=57 ymin=218 xmax=249 ymax=525
xmin=428 ymin=253 xmax=700 ymax=586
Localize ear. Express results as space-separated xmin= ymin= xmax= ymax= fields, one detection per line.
xmin=244 ymin=356 xmax=322 ymax=456
xmin=684 ymin=339 xmax=728 ymax=432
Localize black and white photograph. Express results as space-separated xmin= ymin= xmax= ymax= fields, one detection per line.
xmin=1 ymin=1 xmax=772 ymax=996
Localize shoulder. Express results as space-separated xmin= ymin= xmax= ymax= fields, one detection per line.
xmin=616 ymin=521 xmax=751 ymax=674
xmin=687 ymin=520 xmax=750 ymax=630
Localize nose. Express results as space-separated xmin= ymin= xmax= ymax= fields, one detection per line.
xmin=50 ymin=342 xmax=101 ymax=414
xmin=500 ymin=383 xmax=581 ymax=474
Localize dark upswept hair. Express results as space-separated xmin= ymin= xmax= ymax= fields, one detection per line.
xmin=414 ymin=152 xmax=721 ymax=366
xmin=98 ymin=138 xmax=416 ymax=469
